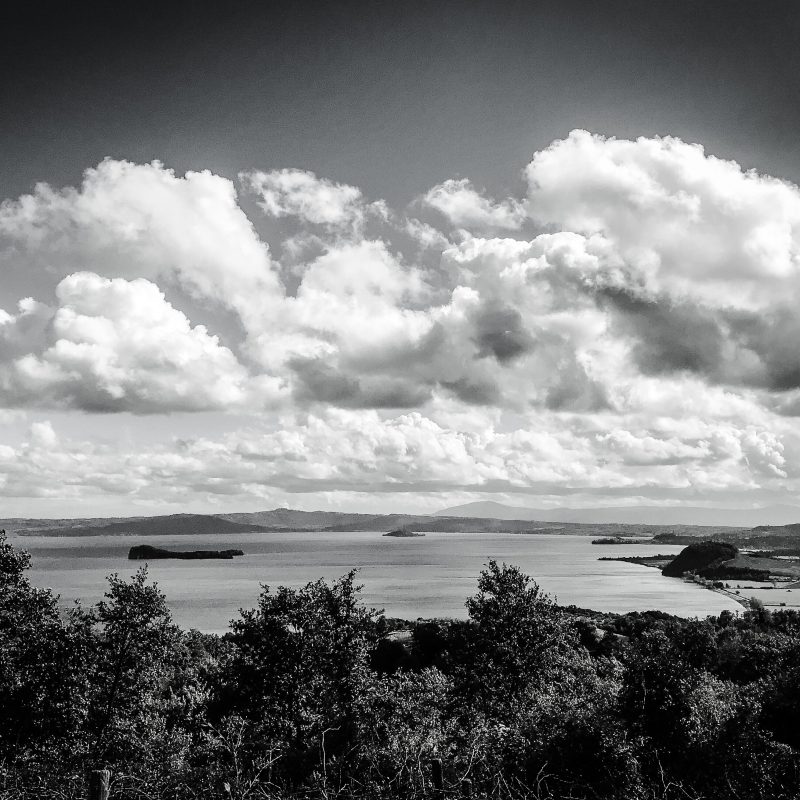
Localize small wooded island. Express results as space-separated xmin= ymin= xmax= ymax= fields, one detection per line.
xmin=128 ymin=545 xmax=244 ymax=560
xmin=383 ymin=527 xmax=425 ymax=537
xmin=592 ymin=535 xmax=647 ymax=545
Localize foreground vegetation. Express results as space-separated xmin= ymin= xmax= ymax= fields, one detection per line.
xmin=2 ymin=532 xmax=800 ymax=799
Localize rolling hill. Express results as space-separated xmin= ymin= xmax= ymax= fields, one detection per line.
xmin=435 ymin=502 xmax=800 ymax=528
xmin=10 ymin=514 xmax=270 ymax=537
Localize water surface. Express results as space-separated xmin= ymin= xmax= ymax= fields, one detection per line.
xmin=19 ymin=531 xmax=740 ymax=633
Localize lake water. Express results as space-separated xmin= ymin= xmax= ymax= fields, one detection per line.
xmin=18 ymin=531 xmax=741 ymax=633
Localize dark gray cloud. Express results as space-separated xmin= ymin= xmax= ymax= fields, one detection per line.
xmin=472 ymin=304 xmax=535 ymax=363
xmin=600 ymin=287 xmax=725 ymax=377
xmin=545 ymin=359 xmax=610 ymax=412
xmin=290 ymin=357 xmax=432 ymax=408
xmin=726 ymin=308 xmax=800 ymax=392
xmin=440 ymin=376 xmax=500 ymax=406
xmin=598 ymin=286 xmax=800 ymax=396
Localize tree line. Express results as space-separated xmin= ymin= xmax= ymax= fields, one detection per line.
xmin=1 ymin=530 xmax=800 ymax=799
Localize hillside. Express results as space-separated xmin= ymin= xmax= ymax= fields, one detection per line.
xmin=11 ymin=507 xmax=800 ymax=543
xmin=656 ymin=524 xmax=800 ymax=551
xmin=220 ymin=508 xmax=379 ymax=530
xmin=727 ymin=553 xmax=800 ymax=578
xmin=661 ymin=541 xmax=738 ymax=577
xmin=16 ymin=514 xmax=270 ymax=537
xmin=437 ymin=501 xmax=800 ymax=527
xmin=659 ymin=541 xmax=800 ymax=581
xmin=0 ymin=516 xmax=149 ymax=532
xmin=225 ymin=509 xmax=749 ymax=536
xmin=321 ymin=514 xmax=565 ymax=533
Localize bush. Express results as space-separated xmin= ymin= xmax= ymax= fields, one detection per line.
xmin=2 ymin=536 xmax=800 ymax=799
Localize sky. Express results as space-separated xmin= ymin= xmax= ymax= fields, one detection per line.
xmin=3 ymin=0 xmax=800 ymax=517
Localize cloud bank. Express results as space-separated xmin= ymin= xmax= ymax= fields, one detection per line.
xmin=2 ymin=131 xmax=800 ymax=511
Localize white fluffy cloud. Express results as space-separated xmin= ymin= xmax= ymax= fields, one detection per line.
xmin=525 ymin=129 xmax=800 ymax=309
xmin=5 ymin=142 xmax=800 ymax=414
xmin=423 ymin=178 xmax=527 ymax=231
xmin=0 ymin=158 xmax=282 ymax=323
xmin=0 ymin=273 xmax=269 ymax=412
xmin=3 ymin=134 xmax=800 ymax=509
xmin=2 ymin=404 xmax=796 ymax=515
xmin=245 ymin=168 xmax=387 ymax=233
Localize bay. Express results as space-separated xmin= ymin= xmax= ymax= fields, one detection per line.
xmin=19 ymin=531 xmax=741 ymax=633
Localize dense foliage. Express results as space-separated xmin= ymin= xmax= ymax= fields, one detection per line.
xmin=660 ymin=541 xmax=738 ymax=577
xmin=2 ymin=531 xmax=800 ymax=799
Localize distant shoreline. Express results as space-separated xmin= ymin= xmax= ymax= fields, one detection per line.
xmin=3 ymin=507 xmax=759 ymax=540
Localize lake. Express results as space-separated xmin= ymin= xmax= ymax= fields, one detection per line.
xmin=19 ymin=531 xmax=742 ymax=633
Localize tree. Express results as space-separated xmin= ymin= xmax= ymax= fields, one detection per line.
xmin=354 ymin=668 xmax=451 ymax=797
xmin=456 ymin=561 xmax=574 ymax=717
xmin=85 ymin=567 xmax=196 ymax=799
xmin=0 ymin=531 xmax=92 ymax=757
xmin=0 ymin=531 xmax=96 ymax=799
xmin=216 ymin=570 xmax=380 ymax=790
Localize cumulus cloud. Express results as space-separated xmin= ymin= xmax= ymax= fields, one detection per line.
xmin=1 ymin=405 xmax=796 ymax=514
xmin=525 ymin=129 xmax=800 ymax=309
xmin=0 ymin=154 xmax=621 ymax=416
xmin=403 ymin=218 xmax=451 ymax=251
xmin=0 ymin=273 xmax=268 ymax=412
xmin=0 ymin=297 xmax=53 ymax=360
xmin=29 ymin=420 xmax=57 ymax=448
xmin=0 ymin=158 xmax=282 ymax=324
xmin=472 ymin=304 xmax=535 ymax=363
xmin=289 ymin=357 xmax=433 ymax=409
xmin=423 ymin=178 xmax=526 ymax=231
xmin=3 ymin=135 xmax=800 ymax=508
xmin=245 ymin=168 xmax=388 ymax=234
xmin=517 ymin=131 xmax=800 ymax=396
xmin=595 ymin=287 xmax=800 ymax=392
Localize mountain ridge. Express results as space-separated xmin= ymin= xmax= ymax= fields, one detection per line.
xmin=2 ymin=506 xmax=754 ymax=539
xmin=434 ymin=501 xmax=800 ymax=527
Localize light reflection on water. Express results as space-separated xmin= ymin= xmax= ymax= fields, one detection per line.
xmin=20 ymin=531 xmax=742 ymax=634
